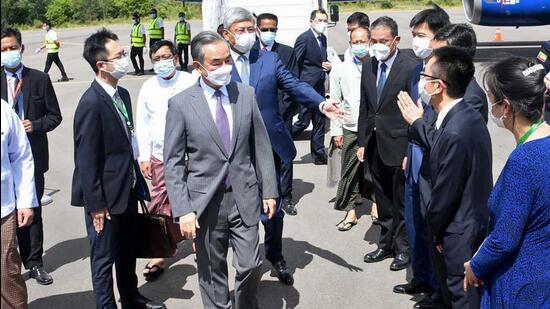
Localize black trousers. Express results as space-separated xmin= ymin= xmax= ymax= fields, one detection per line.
xmin=279 ymin=119 xmax=294 ymax=202
xmin=261 ymin=152 xmax=285 ymax=264
xmin=176 ymin=43 xmax=189 ymax=70
xmin=17 ymin=172 xmax=44 ymax=269
xmin=366 ymin=133 xmax=408 ymax=253
xmin=85 ymin=192 xmax=139 ymax=309
xmin=44 ymin=52 xmax=67 ymax=77
xmin=130 ymin=46 xmax=144 ymax=73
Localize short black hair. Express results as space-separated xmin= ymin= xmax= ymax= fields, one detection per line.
xmin=409 ymin=5 xmax=450 ymax=34
xmin=216 ymin=23 xmax=224 ymax=35
xmin=43 ymin=21 xmax=51 ymax=26
xmin=347 ymin=12 xmax=370 ymax=28
xmin=132 ymin=12 xmax=139 ymax=19
xmin=430 ymin=46 xmax=475 ymax=98
xmin=434 ymin=23 xmax=477 ymax=58
xmin=310 ymin=9 xmax=328 ymax=21
xmin=484 ymin=56 xmax=546 ymax=122
xmin=150 ymin=40 xmax=177 ymax=58
xmin=150 ymin=8 xmax=157 ymax=14
xmin=371 ymin=16 xmax=398 ymax=37
xmin=1 ymin=27 xmax=22 ymax=46
xmin=83 ymin=28 xmax=119 ymax=73
xmin=179 ymin=12 xmax=186 ymax=17
xmin=257 ymin=13 xmax=278 ymax=26
xmin=350 ymin=26 xmax=370 ymax=39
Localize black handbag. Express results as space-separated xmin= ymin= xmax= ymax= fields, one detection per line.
xmin=136 ymin=200 xmax=176 ymax=258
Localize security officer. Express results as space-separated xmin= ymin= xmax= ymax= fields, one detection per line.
xmin=35 ymin=21 xmax=69 ymax=81
xmin=130 ymin=12 xmax=146 ymax=76
xmin=174 ymin=12 xmax=191 ymax=71
xmin=148 ymin=8 xmax=164 ymax=71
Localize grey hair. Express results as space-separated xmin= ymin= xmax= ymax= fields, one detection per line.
xmin=191 ymin=31 xmax=229 ymax=63
xmin=222 ymin=7 xmax=255 ymax=29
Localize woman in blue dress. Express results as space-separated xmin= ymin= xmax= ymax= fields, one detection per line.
xmin=463 ymin=57 xmax=550 ymax=308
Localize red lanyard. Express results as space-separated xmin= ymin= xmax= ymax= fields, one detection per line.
xmin=8 ymin=77 xmax=23 ymax=103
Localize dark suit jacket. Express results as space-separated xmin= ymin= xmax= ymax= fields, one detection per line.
xmin=71 ymin=80 xmax=149 ymax=214
xmin=1 ymin=66 xmax=62 ymax=173
xmin=410 ymin=101 xmax=491 ymax=254
xmin=231 ymin=48 xmax=324 ymax=164
xmin=272 ymin=41 xmax=300 ymax=119
xmin=294 ymin=29 xmax=327 ymax=92
xmin=464 ymin=78 xmax=488 ymax=124
xmin=357 ymin=51 xmax=419 ymax=166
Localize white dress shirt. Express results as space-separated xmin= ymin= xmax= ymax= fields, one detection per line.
xmin=330 ymin=57 xmax=362 ymax=135
xmin=136 ymin=70 xmax=197 ymax=162
xmin=4 ymin=66 xmax=24 ymax=118
xmin=230 ymin=49 xmax=251 ymax=85
xmin=1 ymin=99 xmax=37 ymax=219
xmin=435 ymin=98 xmax=463 ymax=129
xmin=260 ymin=41 xmax=274 ymax=51
xmin=199 ymin=78 xmax=233 ymax=138
xmin=311 ymin=28 xmax=322 ymax=47
xmin=377 ymin=49 xmax=399 ymax=87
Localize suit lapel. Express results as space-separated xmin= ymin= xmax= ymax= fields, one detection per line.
xmin=188 ymin=83 xmax=229 ymax=157
xmin=21 ymin=67 xmax=32 ymax=117
xmin=377 ymin=52 xmax=403 ymax=111
xmin=433 ymin=100 xmax=466 ymax=146
xmin=1 ymin=70 xmax=7 ymax=102
xmin=231 ymin=62 xmax=242 ymax=83
xmin=307 ymin=30 xmax=323 ymax=62
xmin=92 ymin=80 xmax=131 ymax=144
xmin=227 ymin=82 xmax=241 ymax=157
xmin=369 ymin=57 xmax=379 ymax=109
xmin=248 ymin=49 xmax=262 ymax=88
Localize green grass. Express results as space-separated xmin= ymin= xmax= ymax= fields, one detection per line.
xmin=333 ymin=0 xmax=462 ymax=12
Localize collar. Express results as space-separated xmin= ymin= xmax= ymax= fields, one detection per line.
xmin=380 ymin=49 xmax=399 ymax=69
xmin=311 ymin=28 xmax=321 ymax=39
xmin=261 ymin=41 xmax=274 ymax=51
xmin=230 ymin=48 xmax=250 ymax=62
xmin=199 ymin=77 xmax=228 ymax=98
xmin=156 ymin=70 xmax=179 ymax=85
xmin=4 ymin=65 xmax=24 ymax=80
xmin=436 ymin=98 xmax=463 ymax=129
xmin=95 ymin=77 xmax=117 ymax=98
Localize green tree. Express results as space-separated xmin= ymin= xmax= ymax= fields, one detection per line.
xmin=2 ymin=0 xmax=50 ymax=26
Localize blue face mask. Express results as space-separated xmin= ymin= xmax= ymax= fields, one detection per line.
xmin=150 ymin=13 xmax=157 ymax=19
xmin=179 ymin=17 xmax=185 ymax=22
xmin=154 ymin=59 xmax=176 ymax=78
xmin=351 ymin=44 xmax=369 ymax=59
xmin=1 ymin=50 xmax=22 ymax=69
xmin=260 ymin=31 xmax=276 ymax=47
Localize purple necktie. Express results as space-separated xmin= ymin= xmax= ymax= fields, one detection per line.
xmin=215 ymin=90 xmax=231 ymax=188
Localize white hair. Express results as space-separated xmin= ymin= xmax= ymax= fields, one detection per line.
xmin=222 ymin=7 xmax=255 ymax=29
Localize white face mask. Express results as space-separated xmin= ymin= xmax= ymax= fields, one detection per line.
xmin=419 ymin=78 xmax=440 ymax=105
xmin=412 ymin=36 xmax=432 ymax=59
xmin=370 ymin=40 xmax=395 ymax=62
xmin=313 ymin=22 xmax=328 ymax=34
xmin=203 ymin=64 xmax=233 ymax=86
xmin=231 ymin=32 xmax=256 ymax=54
xmin=259 ymin=31 xmax=276 ymax=47
xmin=489 ymin=101 xmax=506 ymax=128
xmin=105 ymin=57 xmax=130 ymax=80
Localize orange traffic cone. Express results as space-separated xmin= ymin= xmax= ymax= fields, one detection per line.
xmin=494 ymin=27 xmax=503 ymax=42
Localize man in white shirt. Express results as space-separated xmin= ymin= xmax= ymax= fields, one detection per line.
xmin=35 ymin=21 xmax=69 ymax=81
xmin=135 ymin=40 xmax=197 ymax=280
xmin=1 ymin=99 xmax=37 ymax=309
xmin=330 ymin=26 xmax=374 ymax=232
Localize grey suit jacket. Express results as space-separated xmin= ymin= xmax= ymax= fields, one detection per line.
xmin=164 ymin=80 xmax=278 ymax=226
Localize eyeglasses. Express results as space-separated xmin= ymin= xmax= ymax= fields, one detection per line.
xmin=105 ymin=50 xmax=128 ymax=61
xmin=420 ymin=72 xmax=448 ymax=84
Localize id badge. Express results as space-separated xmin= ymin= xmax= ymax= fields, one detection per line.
xmin=131 ymin=131 xmax=140 ymax=160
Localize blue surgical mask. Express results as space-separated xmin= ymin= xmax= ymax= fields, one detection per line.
xmin=351 ymin=44 xmax=369 ymax=58
xmin=260 ymin=31 xmax=276 ymax=47
xmin=151 ymin=13 xmax=157 ymax=19
xmin=154 ymin=59 xmax=176 ymax=78
xmin=179 ymin=17 xmax=185 ymax=22
xmin=1 ymin=50 xmax=22 ymax=69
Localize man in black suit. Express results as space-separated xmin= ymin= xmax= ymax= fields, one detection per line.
xmin=431 ymin=23 xmax=488 ymax=123
xmin=1 ymin=27 xmax=62 ymax=285
xmin=71 ymin=28 xmax=165 ymax=309
xmin=398 ymin=47 xmax=492 ymax=309
xmin=292 ymin=9 xmax=332 ymax=165
xmin=255 ymin=12 xmax=299 ymax=215
xmin=356 ymin=17 xmax=418 ymax=271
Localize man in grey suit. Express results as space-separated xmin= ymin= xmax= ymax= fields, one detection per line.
xmin=164 ymin=31 xmax=278 ymax=309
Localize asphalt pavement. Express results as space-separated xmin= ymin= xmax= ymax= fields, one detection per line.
xmin=18 ymin=9 xmax=546 ymax=309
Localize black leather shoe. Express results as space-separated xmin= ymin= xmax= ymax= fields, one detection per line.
xmin=122 ymin=294 xmax=166 ymax=309
xmin=363 ymin=249 xmax=393 ymax=263
xmin=393 ymin=280 xmax=432 ymax=295
xmin=413 ymin=296 xmax=440 ymax=309
xmin=29 ymin=266 xmax=53 ymax=285
xmin=390 ymin=252 xmax=410 ymax=271
xmin=313 ymin=157 xmax=328 ymax=165
xmin=273 ymin=261 xmax=294 ymax=286
xmin=282 ymin=199 xmax=298 ymax=216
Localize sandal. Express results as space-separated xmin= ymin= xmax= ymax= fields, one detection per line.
xmin=338 ymin=221 xmax=358 ymax=231
xmin=371 ymin=215 xmax=380 ymax=226
xmin=143 ymin=263 xmax=165 ymax=281
xmin=335 ymin=218 xmax=346 ymax=228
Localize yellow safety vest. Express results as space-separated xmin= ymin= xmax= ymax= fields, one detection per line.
xmin=149 ymin=18 xmax=163 ymax=39
xmin=45 ymin=35 xmax=59 ymax=53
xmin=175 ymin=22 xmax=190 ymax=44
xmin=131 ymin=24 xmax=145 ymax=47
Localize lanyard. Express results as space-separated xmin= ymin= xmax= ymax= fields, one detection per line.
xmin=8 ymin=77 xmax=23 ymax=103
xmin=517 ymin=119 xmax=545 ymax=147
xmin=112 ymin=97 xmax=133 ymax=132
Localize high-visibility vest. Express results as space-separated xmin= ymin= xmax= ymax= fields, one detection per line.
xmin=175 ymin=22 xmax=190 ymax=44
xmin=45 ymin=33 xmax=59 ymax=53
xmin=131 ymin=24 xmax=145 ymax=47
xmin=149 ymin=18 xmax=163 ymax=39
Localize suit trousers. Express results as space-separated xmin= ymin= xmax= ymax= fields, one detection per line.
xmin=261 ymin=152 xmax=285 ymax=265
xmin=279 ymin=119 xmax=294 ymax=202
xmin=17 ymin=171 xmax=44 ymax=270
xmin=177 ymin=43 xmax=189 ymax=70
xmin=1 ymin=212 xmax=28 ymax=309
xmin=196 ymin=189 xmax=262 ymax=309
xmin=85 ymin=191 xmax=139 ymax=309
xmin=366 ymin=134 xmax=408 ymax=253
xmin=130 ymin=46 xmax=144 ymax=73
xmin=44 ymin=52 xmax=67 ymax=77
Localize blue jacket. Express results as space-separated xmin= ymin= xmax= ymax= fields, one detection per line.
xmin=231 ymin=48 xmax=324 ymax=164
xmin=405 ymin=63 xmax=426 ymax=183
